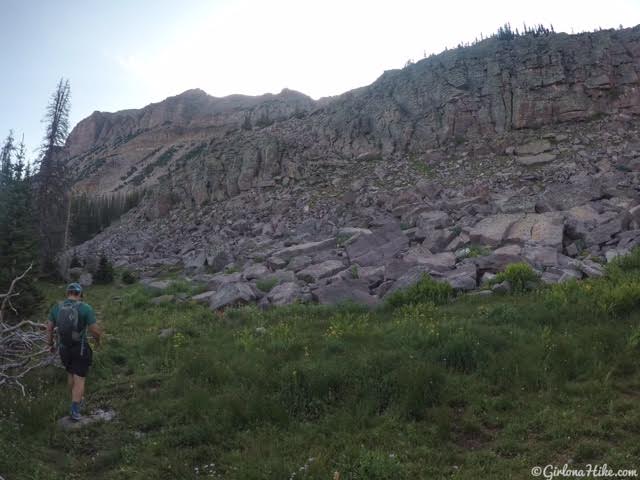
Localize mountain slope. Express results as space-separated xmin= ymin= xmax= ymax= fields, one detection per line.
xmin=63 ymin=26 xmax=640 ymax=310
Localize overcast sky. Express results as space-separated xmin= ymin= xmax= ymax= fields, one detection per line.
xmin=1 ymin=0 xmax=639 ymax=158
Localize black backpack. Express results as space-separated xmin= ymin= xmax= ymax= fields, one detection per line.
xmin=56 ymin=302 xmax=85 ymax=348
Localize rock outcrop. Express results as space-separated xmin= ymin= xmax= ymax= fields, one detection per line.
xmin=62 ymin=26 xmax=640 ymax=308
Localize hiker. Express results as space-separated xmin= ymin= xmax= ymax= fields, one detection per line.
xmin=46 ymin=282 xmax=102 ymax=421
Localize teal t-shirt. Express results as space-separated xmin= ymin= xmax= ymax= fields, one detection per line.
xmin=48 ymin=299 xmax=97 ymax=346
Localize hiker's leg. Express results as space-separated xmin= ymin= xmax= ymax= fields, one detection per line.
xmin=71 ymin=375 xmax=85 ymax=403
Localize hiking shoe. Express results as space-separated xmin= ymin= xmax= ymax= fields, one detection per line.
xmin=70 ymin=402 xmax=82 ymax=421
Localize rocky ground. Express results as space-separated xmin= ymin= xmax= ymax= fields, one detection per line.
xmin=65 ymin=111 xmax=640 ymax=310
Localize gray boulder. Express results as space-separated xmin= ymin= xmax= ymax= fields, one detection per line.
xmin=266 ymin=256 xmax=288 ymax=270
xmin=515 ymin=139 xmax=552 ymax=155
xmin=415 ymin=210 xmax=451 ymax=231
xmin=58 ymin=409 xmax=116 ymax=430
xmin=141 ymin=279 xmax=173 ymax=292
xmin=414 ymin=252 xmax=456 ymax=273
xmin=346 ymin=224 xmax=409 ymax=267
xmin=206 ymin=272 xmax=243 ymax=290
xmin=151 ymin=294 xmax=175 ymax=305
xmin=492 ymin=281 xmax=512 ymax=294
xmin=191 ymin=290 xmax=216 ymax=304
xmin=273 ymin=238 xmax=336 ymax=261
xmin=516 ymin=153 xmax=557 ymax=166
xmin=243 ymin=263 xmax=270 ymax=281
xmin=287 ymin=255 xmax=314 ymax=272
xmin=207 ymin=250 xmax=232 ymax=273
xmin=523 ymin=246 xmax=560 ymax=269
xmin=439 ymin=263 xmax=477 ymax=291
xmin=313 ymin=279 xmax=380 ymax=307
xmin=473 ymin=244 xmax=524 ymax=273
xmin=468 ymin=214 xmax=522 ymax=247
xmin=505 ymin=214 xmax=564 ymax=250
xmin=267 ymin=282 xmax=311 ymax=306
xmin=296 ymin=260 xmax=346 ymax=283
xmin=79 ymin=272 xmax=93 ymax=287
xmin=209 ymin=282 xmax=258 ymax=310
xmin=384 ymin=265 xmax=432 ymax=297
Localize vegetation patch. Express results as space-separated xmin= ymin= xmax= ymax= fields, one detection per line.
xmin=4 ymin=250 xmax=640 ymax=478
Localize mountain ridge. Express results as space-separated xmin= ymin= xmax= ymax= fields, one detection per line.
xmin=62 ymin=25 xmax=640 ymax=309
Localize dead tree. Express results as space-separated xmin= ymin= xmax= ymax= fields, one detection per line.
xmin=0 ymin=264 xmax=52 ymax=394
xmin=37 ymin=78 xmax=72 ymax=274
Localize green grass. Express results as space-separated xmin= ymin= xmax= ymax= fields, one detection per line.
xmin=2 ymin=257 xmax=640 ymax=479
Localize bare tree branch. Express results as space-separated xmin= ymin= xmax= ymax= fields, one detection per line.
xmin=0 ymin=263 xmax=55 ymax=394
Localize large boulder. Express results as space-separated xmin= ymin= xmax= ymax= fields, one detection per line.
xmin=209 ymin=282 xmax=258 ymax=310
xmin=536 ymin=180 xmax=603 ymax=212
xmin=384 ymin=265 xmax=432 ymax=297
xmin=583 ymin=216 xmax=629 ymax=246
xmin=346 ymin=224 xmax=409 ymax=267
xmin=78 ymin=272 xmax=93 ymax=287
xmin=413 ymin=252 xmax=456 ymax=273
xmin=206 ymin=272 xmax=243 ymax=290
xmin=516 ymin=153 xmax=557 ymax=166
xmin=415 ymin=210 xmax=451 ymax=232
xmin=141 ymin=278 xmax=173 ymax=293
xmin=468 ymin=214 xmax=522 ymax=247
xmin=313 ymin=279 xmax=380 ymax=307
xmin=515 ymin=139 xmax=552 ymax=156
xmin=191 ymin=290 xmax=216 ymax=304
xmin=438 ymin=263 xmax=477 ymax=291
xmin=419 ymin=228 xmax=458 ymax=253
xmin=287 ymin=255 xmax=314 ymax=272
xmin=505 ymin=214 xmax=564 ymax=250
xmin=207 ymin=249 xmax=232 ymax=273
xmin=522 ymin=246 xmax=560 ymax=269
xmin=242 ymin=263 xmax=270 ymax=281
xmin=296 ymin=260 xmax=346 ymax=283
xmin=473 ymin=244 xmax=524 ymax=273
xmin=267 ymin=282 xmax=311 ymax=306
xmin=273 ymin=238 xmax=336 ymax=261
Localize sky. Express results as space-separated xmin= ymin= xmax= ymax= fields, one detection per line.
xmin=1 ymin=0 xmax=639 ymax=159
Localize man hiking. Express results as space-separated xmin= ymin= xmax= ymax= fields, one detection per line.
xmin=46 ymin=283 xmax=102 ymax=421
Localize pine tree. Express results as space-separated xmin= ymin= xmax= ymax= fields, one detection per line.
xmin=36 ymin=78 xmax=72 ymax=276
xmin=94 ymin=253 xmax=114 ymax=284
xmin=0 ymin=134 xmax=42 ymax=317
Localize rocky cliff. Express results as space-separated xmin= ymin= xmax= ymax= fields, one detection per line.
xmin=64 ymin=26 xmax=640 ymax=308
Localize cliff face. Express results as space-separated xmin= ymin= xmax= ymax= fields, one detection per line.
xmin=67 ymin=27 xmax=640 ymax=206
xmin=64 ymin=26 xmax=640 ymax=307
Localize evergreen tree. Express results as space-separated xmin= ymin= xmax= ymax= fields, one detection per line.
xmin=0 ymin=134 xmax=42 ymax=317
xmin=36 ymin=78 xmax=72 ymax=276
xmin=94 ymin=253 xmax=114 ymax=284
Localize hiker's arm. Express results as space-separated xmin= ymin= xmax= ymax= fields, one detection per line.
xmin=88 ymin=323 xmax=102 ymax=346
xmin=46 ymin=320 xmax=55 ymax=352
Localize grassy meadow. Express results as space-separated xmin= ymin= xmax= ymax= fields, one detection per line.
xmin=2 ymin=255 xmax=640 ymax=479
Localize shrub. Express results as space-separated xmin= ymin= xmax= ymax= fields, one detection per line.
xmin=94 ymin=253 xmax=115 ymax=284
xmin=493 ymin=262 xmax=539 ymax=293
xmin=467 ymin=245 xmax=491 ymax=258
xmin=121 ymin=270 xmax=137 ymax=285
xmin=607 ymin=246 xmax=640 ymax=275
xmin=256 ymin=278 xmax=278 ymax=293
xmin=385 ymin=275 xmax=454 ymax=308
